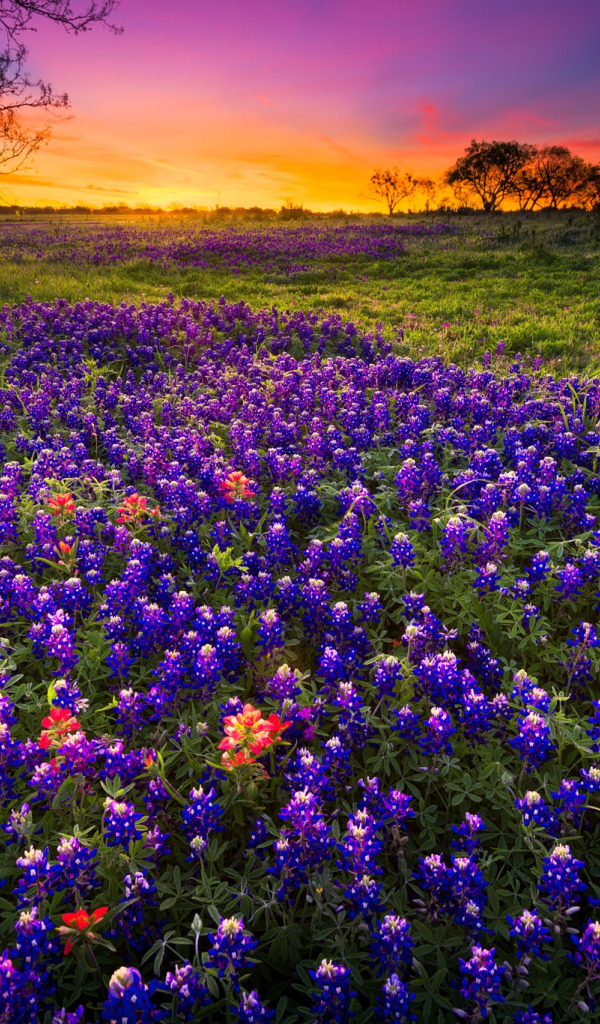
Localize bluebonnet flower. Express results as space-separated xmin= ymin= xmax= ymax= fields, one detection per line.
xmin=391 ymin=704 xmax=420 ymax=744
xmin=343 ymin=873 xmax=384 ymax=920
xmin=13 ymin=905 xmax=60 ymax=965
xmin=267 ymin=663 xmax=302 ymax=701
xmin=233 ymin=990 xmax=274 ymax=1023
xmin=192 ymin=643 xmax=223 ymax=697
xmin=374 ymin=656 xmax=402 ymax=697
xmin=204 ymin=917 xmax=257 ymax=991
xmin=164 ymin=962 xmax=210 ymax=1020
xmin=538 ymin=844 xmax=586 ymax=911
xmin=370 ymin=915 xmax=414 ymax=975
xmin=580 ymin=764 xmax=600 ymax=793
xmin=101 ymin=966 xmax=164 ymax=1023
xmin=551 ymin=778 xmax=585 ymax=832
xmin=570 ymin=919 xmax=600 ymax=992
xmin=339 ymin=810 xmax=383 ymax=874
xmin=108 ymin=871 xmax=161 ymax=952
xmin=452 ymin=813 xmax=485 ymax=854
xmin=319 ymin=646 xmax=346 ymax=686
xmin=51 ymin=677 xmax=88 ymax=716
xmin=106 ymin=641 xmax=134 ymax=679
xmin=414 ymin=650 xmax=462 ymax=704
xmin=308 ymin=960 xmax=356 ymax=1024
xmin=3 ymin=802 xmax=35 ymax=846
xmin=569 ymin=621 xmax=600 ymax=648
xmin=273 ymin=789 xmax=335 ymax=898
xmin=114 ymin=687 xmax=146 ymax=739
xmin=56 ymin=836 xmax=99 ymax=895
xmin=510 ymin=711 xmax=555 ymax=769
xmin=458 ymin=945 xmax=505 ymax=1019
xmin=507 ymin=909 xmax=551 ymax=959
xmin=256 ymin=609 xmax=283 ymax=655
xmin=408 ymin=499 xmax=431 ymax=532
xmin=555 ymin=563 xmax=582 ymax=601
xmin=357 ymin=591 xmax=383 ymax=624
xmin=52 ymin=1007 xmax=90 ymax=1024
xmin=515 ymin=791 xmax=556 ymax=832
xmin=522 ymin=604 xmax=540 ymax=631
xmin=376 ymin=974 xmax=415 ymax=1023
xmin=440 ymin=516 xmax=473 ymax=568
xmin=473 ymin=561 xmax=500 ymax=593
xmin=512 ymin=1011 xmax=553 ymax=1024
xmin=419 ymin=706 xmax=455 ymax=756
xmin=102 ymin=798 xmax=145 ymax=848
xmin=284 ymin=749 xmax=331 ymax=800
xmin=458 ymin=683 xmax=494 ymax=743
xmin=181 ymin=785 xmax=224 ymax=853
xmin=414 ymin=852 xmax=488 ymax=932
xmin=14 ymin=846 xmax=61 ymax=906
xmin=390 ymin=533 xmax=414 ymax=569
xmin=264 ymin=519 xmax=294 ymax=567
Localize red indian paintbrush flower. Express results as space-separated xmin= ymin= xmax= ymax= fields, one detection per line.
xmin=48 ymin=492 xmax=75 ymax=517
xmin=116 ymin=492 xmax=160 ymax=524
xmin=39 ymin=707 xmax=82 ymax=749
xmin=219 ymin=702 xmax=290 ymax=768
xmin=220 ymin=471 xmax=255 ymax=504
xmin=220 ymin=749 xmax=258 ymax=770
xmin=59 ymin=906 xmax=108 ymax=954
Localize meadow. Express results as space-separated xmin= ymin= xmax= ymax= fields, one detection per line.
xmin=1 ymin=211 xmax=598 ymax=369
xmin=0 ymin=212 xmax=600 ymax=1024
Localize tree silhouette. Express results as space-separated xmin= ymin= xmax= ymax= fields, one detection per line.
xmin=445 ymin=139 xmax=535 ymax=212
xmin=0 ymin=1 xmax=120 ymax=176
xmin=366 ymin=168 xmax=421 ymax=215
xmin=579 ymin=164 xmax=600 ymax=210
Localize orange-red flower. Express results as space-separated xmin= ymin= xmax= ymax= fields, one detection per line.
xmin=39 ymin=706 xmax=81 ymax=749
xmin=220 ymin=471 xmax=255 ymax=504
xmin=218 ymin=702 xmax=290 ymax=769
xmin=220 ymin=748 xmax=257 ymax=770
xmin=48 ymin=492 xmax=75 ymax=517
xmin=59 ymin=906 xmax=108 ymax=954
xmin=116 ymin=492 xmax=160 ymax=525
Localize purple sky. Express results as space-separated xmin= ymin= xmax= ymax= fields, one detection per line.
xmin=11 ymin=0 xmax=600 ymax=208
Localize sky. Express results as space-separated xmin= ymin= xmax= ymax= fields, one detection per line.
xmin=5 ymin=0 xmax=600 ymax=210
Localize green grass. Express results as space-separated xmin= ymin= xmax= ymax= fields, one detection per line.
xmin=0 ymin=210 xmax=599 ymax=370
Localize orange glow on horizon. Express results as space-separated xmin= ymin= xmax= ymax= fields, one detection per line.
xmin=2 ymin=0 xmax=598 ymax=212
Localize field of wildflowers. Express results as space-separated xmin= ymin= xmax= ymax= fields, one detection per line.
xmin=0 ymin=219 xmax=600 ymax=1023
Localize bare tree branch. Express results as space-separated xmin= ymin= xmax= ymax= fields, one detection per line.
xmin=364 ymin=168 xmax=422 ymax=215
xmin=0 ymin=0 xmax=120 ymax=183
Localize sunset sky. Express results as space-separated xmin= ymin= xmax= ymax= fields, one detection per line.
xmin=6 ymin=0 xmax=600 ymax=210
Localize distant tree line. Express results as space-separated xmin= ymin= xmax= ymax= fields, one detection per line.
xmin=368 ymin=140 xmax=600 ymax=214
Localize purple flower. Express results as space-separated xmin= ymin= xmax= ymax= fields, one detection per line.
xmin=205 ymin=917 xmax=257 ymax=991
xmin=233 ymin=990 xmax=274 ymax=1023
xmin=164 ymin=962 xmax=210 ymax=1021
xmin=390 ymin=532 xmax=414 ymax=569
xmin=370 ymin=915 xmax=414 ymax=975
xmin=309 ymin=959 xmax=356 ymax=1024
xmin=507 ymin=909 xmax=551 ymax=959
xmin=510 ymin=711 xmax=555 ymax=769
xmin=515 ymin=791 xmax=556 ymax=832
xmin=538 ymin=844 xmax=586 ymax=911
xmin=102 ymin=798 xmax=145 ymax=848
xmin=458 ymin=945 xmax=506 ymax=1018
xmin=419 ymin=706 xmax=455 ymax=756
xmin=376 ymin=974 xmax=415 ymax=1023
xmin=102 ymin=966 xmax=163 ymax=1024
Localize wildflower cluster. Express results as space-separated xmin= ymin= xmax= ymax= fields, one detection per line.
xmin=0 ymin=291 xmax=599 ymax=1020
